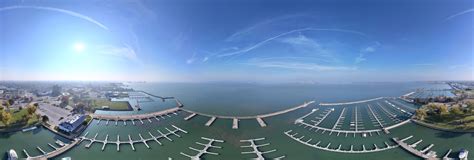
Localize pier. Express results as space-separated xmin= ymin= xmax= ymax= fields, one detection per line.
xmin=205 ymin=117 xmax=217 ymax=126
xmin=319 ymin=97 xmax=384 ymax=106
xmin=24 ymin=139 xmax=81 ymax=159
xmin=93 ymin=107 xmax=180 ymax=122
xmin=294 ymin=105 xmax=411 ymax=136
xmin=233 ymin=118 xmax=239 ymax=129
xmin=285 ymin=130 xmax=398 ymax=153
xmin=311 ymin=108 xmax=334 ymax=126
xmin=240 ymin=137 xmax=285 ymax=159
xmin=256 ymin=117 xmax=267 ymax=127
xmin=79 ymin=125 xmax=187 ymax=151
xmin=180 ymin=137 xmax=224 ymax=159
xmin=181 ymin=101 xmax=315 ymax=128
xmin=184 ymin=113 xmax=197 ymax=121
xmin=332 ymin=108 xmax=346 ymax=130
xmin=392 ymin=137 xmax=437 ymax=160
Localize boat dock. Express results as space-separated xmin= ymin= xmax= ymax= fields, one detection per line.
xmin=93 ymin=107 xmax=180 ymax=122
xmin=184 ymin=113 xmax=197 ymax=121
xmin=181 ymin=100 xmax=315 ymax=129
xmin=79 ymin=125 xmax=187 ymax=151
xmin=180 ymin=137 xmax=224 ymax=159
xmin=205 ymin=117 xmax=217 ymax=126
xmin=285 ymin=130 xmax=399 ymax=153
xmin=233 ymin=118 xmax=239 ymax=129
xmin=294 ymin=104 xmax=411 ymax=136
xmin=240 ymin=137 xmax=285 ymax=159
xmin=256 ymin=117 xmax=267 ymax=127
xmin=23 ymin=139 xmax=81 ymax=159
xmin=320 ymin=97 xmax=384 ymax=106
xmin=392 ymin=136 xmax=437 ymax=160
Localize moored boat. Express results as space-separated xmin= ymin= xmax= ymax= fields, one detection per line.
xmin=459 ymin=149 xmax=469 ymax=160
xmin=7 ymin=149 xmax=18 ymax=160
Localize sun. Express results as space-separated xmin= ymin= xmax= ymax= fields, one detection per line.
xmin=73 ymin=42 xmax=86 ymax=53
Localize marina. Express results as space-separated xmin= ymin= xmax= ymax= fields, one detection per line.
xmin=180 ymin=137 xmax=224 ymax=159
xmin=79 ymin=125 xmax=187 ymax=151
xmin=240 ymin=138 xmax=285 ymax=159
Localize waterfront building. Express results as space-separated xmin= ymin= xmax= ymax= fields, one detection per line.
xmin=58 ymin=115 xmax=86 ymax=133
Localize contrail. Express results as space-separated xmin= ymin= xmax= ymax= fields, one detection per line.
xmin=0 ymin=5 xmax=109 ymax=30
xmin=0 ymin=5 xmax=144 ymax=62
xmin=217 ymin=28 xmax=368 ymax=57
xmin=445 ymin=8 xmax=474 ymax=21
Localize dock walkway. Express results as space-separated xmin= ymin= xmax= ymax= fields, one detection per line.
xmin=181 ymin=101 xmax=315 ymax=128
xmin=25 ymin=139 xmax=81 ymax=160
xmin=79 ymin=125 xmax=187 ymax=151
xmin=285 ymin=130 xmax=398 ymax=153
xmin=180 ymin=137 xmax=224 ymax=159
xmin=240 ymin=137 xmax=285 ymax=159
xmin=92 ymin=107 xmax=180 ymax=121
xmin=392 ymin=137 xmax=437 ymax=160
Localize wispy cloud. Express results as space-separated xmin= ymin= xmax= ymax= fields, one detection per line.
xmin=225 ymin=14 xmax=303 ymax=41
xmin=95 ymin=44 xmax=139 ymax=62
xmin=217 ymin=28 xmax=368 ymax=58
xmin=202 ymin=57 xmax=209 ymax=62
xmin=445 ymin=8 xmax=474 ymax=21
xmin=186 ymin=52 xmax=197 ymax=64
xmin=278 ymin=34 xmax=339 ymax=63
xmin=413 ymin=63 xmax=435 ymax=66
xmin=354 ymin=42 xmax=380 ymax=64
xmin=245 ymin=58 xmax=356 ymax=71
xmin=0 ymin=5 xmax=109 ymax=30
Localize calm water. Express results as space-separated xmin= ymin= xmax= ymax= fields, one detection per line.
xmin=1 ymin=82 xmax=472 ymax=160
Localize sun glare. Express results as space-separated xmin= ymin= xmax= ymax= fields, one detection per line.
xmin=73 ymin=42 xmax=85 ymax=53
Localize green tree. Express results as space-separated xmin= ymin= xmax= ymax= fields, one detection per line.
xmin=415 ymin=109 xmax=428 ymax=120
xmin=1 ymin=111 xmax=12 ymax=126
xmin=42 ymin=115 xmax=49 ymax=123
xmin=27 ymin=105 xmax=37 ymax=116
xmin=450 ymin=105 xmax=464 ymax=116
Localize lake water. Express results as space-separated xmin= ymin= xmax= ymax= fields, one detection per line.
xmin=1 ymin=82 xmax=472 ymax=160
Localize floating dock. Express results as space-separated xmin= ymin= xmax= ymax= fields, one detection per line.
xmin=181 ymin=101 xmax=315 ymax=129
xmin=180 ymin=137 xmax=224 ymax=159
xmin=79 ymin=125 xmax=188 ymax=152
xmin=205 ymin=117 xmax=217 ymax=126
xmin=233 ymin=118 xmax=239 ymax=129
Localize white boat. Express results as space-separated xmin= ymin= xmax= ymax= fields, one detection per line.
xmin=459 ymin=149 xmax=468 ymax=160
xmin=61 ymin=157 xmax=72 ymax=160
xmin=7 ymin=149 xmax=18 ymax=160
xmin=21 ymin=126 xmax=37 ymax=132
xmin=55 ymin=140 xmax=66 ymax=147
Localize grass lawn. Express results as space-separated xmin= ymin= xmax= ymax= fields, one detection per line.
xmin=90 ymin=99 xmax=131 ymax=110
xmin=0 ymin=109 xmax=39 ymax=128
xmin=423 ymin=115 xmax=474 ymax=131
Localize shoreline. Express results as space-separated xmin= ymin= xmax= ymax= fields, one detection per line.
xmin=411 ymin=119 xmax=474 ymax=133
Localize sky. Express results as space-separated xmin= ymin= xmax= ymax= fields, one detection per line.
xmin=0 ymin=0 xmax=473 ymax=83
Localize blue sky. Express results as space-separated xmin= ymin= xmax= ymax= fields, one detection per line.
xmin=0 ymin=0 xmax=472 ymax=83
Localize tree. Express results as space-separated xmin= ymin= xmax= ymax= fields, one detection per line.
xmin=1 ymin=111 xmax=12 ymax=126
xmin=42 ymin=115 xmax=49 ymax=123
xmin=27 ymin=105 xmax=37 ymax=116
xmin=415 ymin=109 xmax=428 ymax=120
xmin=450 ymin=105 xmax=464 ymax=116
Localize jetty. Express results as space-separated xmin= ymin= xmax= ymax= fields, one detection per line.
xmin=180 ymin=137 xmax=224 ymax=159
xmin=79 ymin=125 xmax=187 ymax=151
xmin=205 ymin=117 xmax=217 ymax=126
xmin=181 ymin=101 xmax=315 ymax=128
xmin=93 ymin=107 xmax=180 ymax=122
xmin=319 ymin=97 xmax=384 ymax=106
xmin=392 ymin=136 xmax=437 ymax=160
xmin=23 ymin=139 xmax=81 ymax=160
xmin=285 ymin=130 xmax=398 ymax=153
xmin=240 ymin=137 xmax=285 ymax=159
